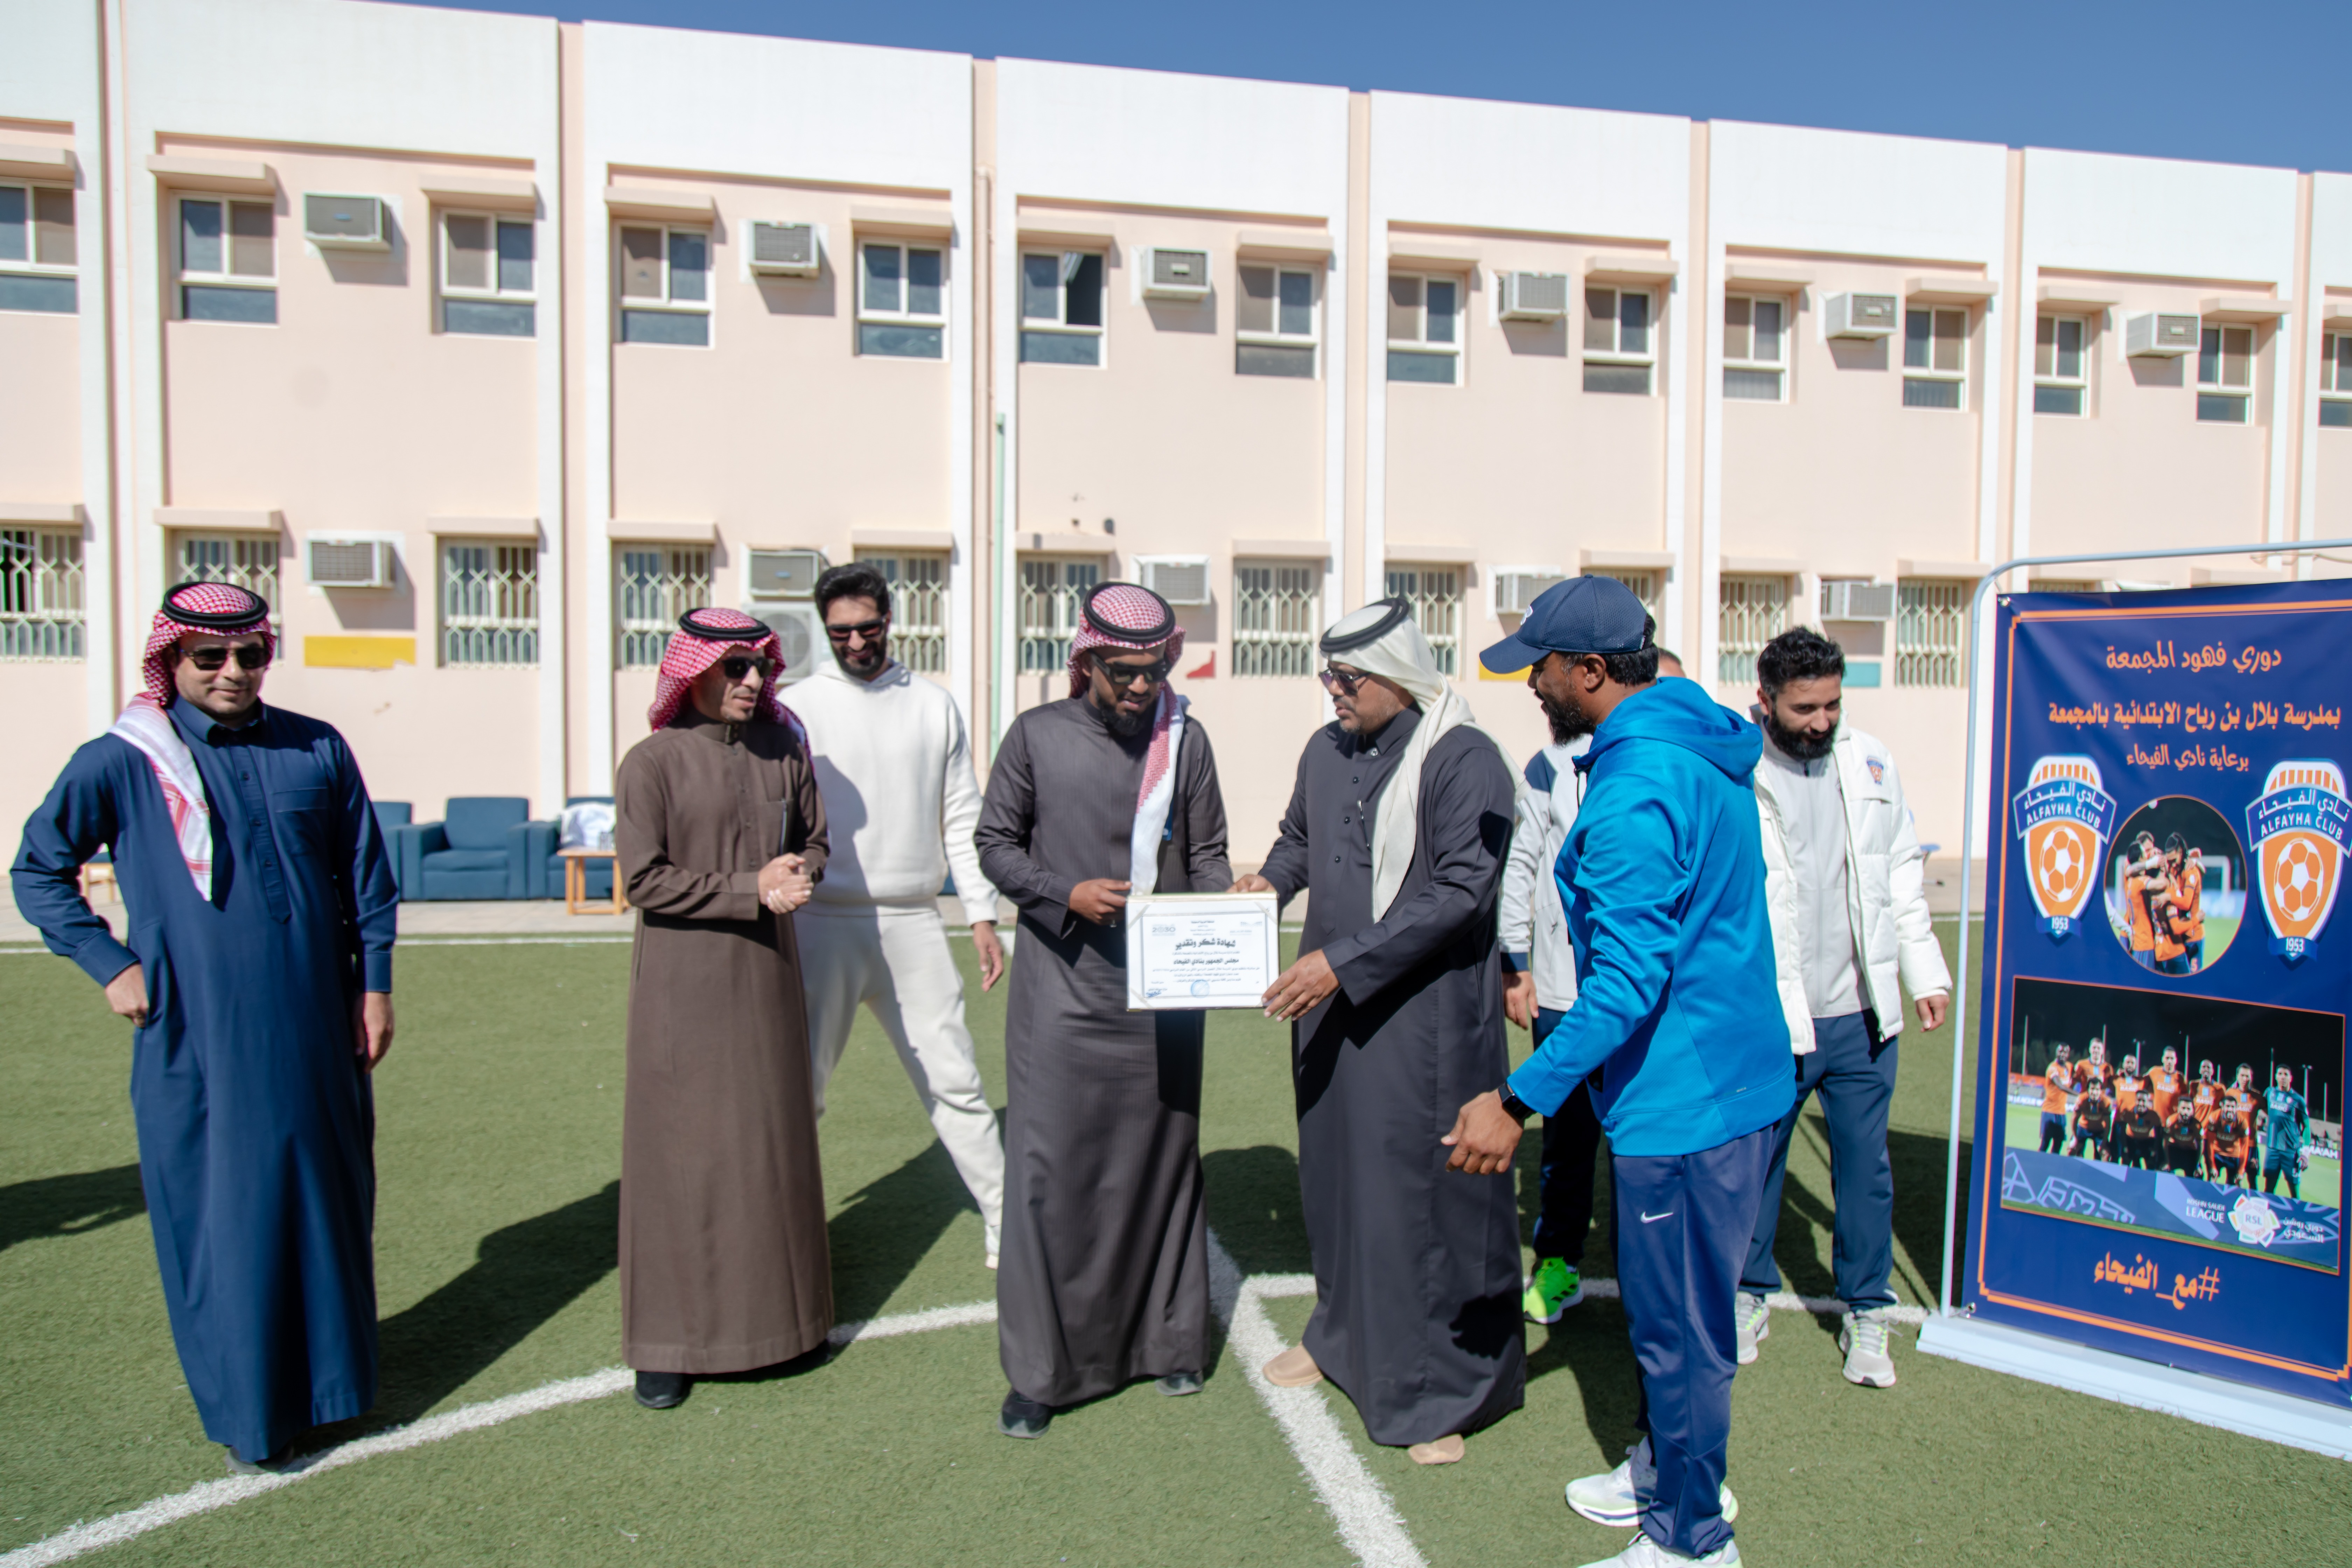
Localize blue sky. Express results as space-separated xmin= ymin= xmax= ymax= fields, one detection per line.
xmin=401 ymin=0 xmax=2342 ymax=173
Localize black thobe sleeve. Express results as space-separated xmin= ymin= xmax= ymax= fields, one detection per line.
xmin=1179 ymin=723 xmax=1234 ymax=892
xmin=1321 ymin=735 xmax=1513 ymax=1008
xmin=1255 ymin=734 xmax=1316 ymax=910
xmin=975 ymin=716 xmax=1078 ymax=932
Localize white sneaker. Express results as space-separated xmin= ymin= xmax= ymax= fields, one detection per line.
xmin=1574 ymin=1533 xmax=1742 ymax=1568
xmin=1564 ymin=1439 xmax=1738 ymax=1528
xmin=1839 ymin=1303 xmax=1899 ymax=1387
xmin=1734 ymin=1292 xmax=1770 ymax=1366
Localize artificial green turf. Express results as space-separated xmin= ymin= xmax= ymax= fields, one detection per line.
xmin=2 ymin=923 xmax=2346 ymax=1566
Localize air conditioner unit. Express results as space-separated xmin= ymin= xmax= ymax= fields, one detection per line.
xmin=1134 ymin=556 xmax=1211 ymax=606
xmin=306 ymin=537 xmax=394 ymax=589
xmin=1492 ymin=566 xmax=1567 ymax=617
xmin=2125 ymin=312 xmax=2200 ymax=358
xmin=1818 ymin=579 xmax=1896 ymax=621
xmin=744 ymin=548 xmax=827 ymax=600
xmin=748 ymin=220 xmax=820 ymax=277
xmin=1825 ymin=292 xmax=1899 ymax=339
xmin=1499 ymin=272 xmax=1569 ymax=322
xmin=303 ymin=194 xmax=390 ymax=251
xmin=750 ymin=600 xmax=824 ymax=684
xmin=1142 ymin=247 xmax=1211 ymax=300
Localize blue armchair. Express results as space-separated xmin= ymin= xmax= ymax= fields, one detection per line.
xmin=371 ymin=802 xmax=414 ymax=897
xmin=521 ymin=796 xmax=617 ymax=900
xmin=393 ymin=797 xmax=536 ymax=900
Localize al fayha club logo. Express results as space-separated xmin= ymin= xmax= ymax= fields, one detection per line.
xmin=2244 ymin=759 xmax=2350 ymax=963
xmin=2013 ymin=756 xmax=2116 ymax=940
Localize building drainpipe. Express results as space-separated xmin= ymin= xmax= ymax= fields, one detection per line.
xmin=992 ymin=412 xmax=1008 ymax=746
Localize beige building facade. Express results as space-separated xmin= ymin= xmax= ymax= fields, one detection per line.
xmin=6 ymin=0 xmax=2351 ymax=871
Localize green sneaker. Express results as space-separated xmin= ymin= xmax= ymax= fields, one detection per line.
xmin=1522 ymin=1256 xmax=1583 ymax=1324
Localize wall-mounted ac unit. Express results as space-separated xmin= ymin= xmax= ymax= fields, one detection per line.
xmin=306 ymin=537 xmax=394 ymax=589
xmin=1818 ymin=579 xmax=1896 ymax=621
xmin=750 ymin=600 xmax=824 ymax=683
xmin=1142 ymin=247 xmax=1211 ymax=300
xmin=1499 ymin=272 xmax=1569 ymax=322
xmin=1134 ymin=555 xmax=1212 ymax=606
xmin=745 ymin=548 xmax=827 ymax=600
xmin=303 ymin=194 xmax=389 ymax=251
xmin=2124 ymin=312 xmax=2200 ymax=358
xmin=1492 ymin=566 xmax=1567 ymax=617
xmin=1825 ymin=292 xmax=1899 ymax=339
xmin=748 ymin=221 xmax=820 ymax=277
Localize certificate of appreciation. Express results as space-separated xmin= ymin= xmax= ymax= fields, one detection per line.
xmin=1124 ymin=892 xmax=1281 ymax=1011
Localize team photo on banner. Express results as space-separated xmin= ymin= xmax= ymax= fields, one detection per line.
xmin=1964 ymin=579 xmax=2349 ymax=1406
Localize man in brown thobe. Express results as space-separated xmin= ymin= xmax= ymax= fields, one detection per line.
xmin=615 ymin=608 xmax=833 ymax=1410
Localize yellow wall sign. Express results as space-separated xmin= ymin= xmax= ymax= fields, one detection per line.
xmin=304 ymin=636 xmax=415 ymax=670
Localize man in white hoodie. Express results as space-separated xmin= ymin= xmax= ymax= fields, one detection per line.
xmin=792 ymin=562 xmax=1007 ymax=1267
xmin=1742 ymin=627 xmax=1948 ymax=1388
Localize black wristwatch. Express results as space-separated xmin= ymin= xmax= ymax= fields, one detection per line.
xmin=1497 ymin=1085 xmax=1535 ymax=1125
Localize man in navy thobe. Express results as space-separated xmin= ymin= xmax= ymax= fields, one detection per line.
xmin=12 ymin=581 xmax=398 ymax=1473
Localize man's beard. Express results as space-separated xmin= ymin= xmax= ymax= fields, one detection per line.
xmin=833 ymin=642 xmax=888 ymax=678
xmin=1540 ymin=689 xmax=1594 ymax=744
xmin=1765 ymin=709 xmax=1836 ymax=762
xmin=1098 ymin=697 xmax=1153 ymax=737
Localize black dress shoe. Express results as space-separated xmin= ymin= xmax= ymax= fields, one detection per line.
xmin=1155 ymin=1371 xmax=1203 ymax=1397
xmin=635 ymin=1371 xmax=691 ymax=1409
xmin=997 ymin=1388 xmax=1052 ymax=1438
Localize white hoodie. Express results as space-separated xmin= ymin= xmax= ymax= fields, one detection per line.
xmin=790 ymin=657 xmax=1001 ymax=923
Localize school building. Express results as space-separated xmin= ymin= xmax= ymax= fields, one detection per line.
xmin=6 ymin=0 xmax=2351 ymax=873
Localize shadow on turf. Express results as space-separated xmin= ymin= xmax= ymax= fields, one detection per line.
xmin=1767 ymin=1117 xmax=1969 ymax=1327
xmin=0 ymin=1163 xmax=146 ymax=1253
xmin=827 ymin=1139 xmax=981 ymax=1323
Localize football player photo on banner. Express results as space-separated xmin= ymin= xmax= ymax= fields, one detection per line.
xmin=1963 ymin=580 xmax=2352 ymax=1408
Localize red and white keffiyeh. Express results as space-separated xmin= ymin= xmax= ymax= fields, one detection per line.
xmin=113 ymin=581 xmax=275 ymax=899
xmin=645 ymin=607 xmax=803 ymax=740
xmin=1066 ymin=582 xmax=1189 ymax=894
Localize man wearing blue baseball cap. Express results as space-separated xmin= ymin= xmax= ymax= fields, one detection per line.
xmin=1441 ymin=574 xmax=1793 ymax=1568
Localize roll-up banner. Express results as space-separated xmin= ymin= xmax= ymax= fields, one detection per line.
xmin=1963 ymin=580 xmax=2350 ymax=1407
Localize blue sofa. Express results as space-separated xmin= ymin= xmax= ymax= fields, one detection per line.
xmin=521 ymin=796 xmax=617 ymax=900
xmin=392 ymin=797 xmax=537 ymax=901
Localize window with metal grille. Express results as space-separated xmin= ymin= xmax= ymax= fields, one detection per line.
xmin=2196 ymin=325 xmax=2252 ymax=424
xmin=442 ymin=540 xmax=539 ymax=666
xmin=1716 ymin=575 xmax=1787 ymax=685
xmin=1233 ymin=560 xmax=1319 ymax=678
xmin=0 ymin=182 xmax=77 ymax=315
xmin=1588 ymin=569 xmax=1661 ymax=632
xmin=1385 ymin=565 xmax=1461 ymax=676
xmin=0 ymin=527 xmax=83 ymax=660
xmin=177 ymin=533 xmax=280 ymax=617
xmin=1896 ymin=579 xmax=1969 ymax=687
xmin=1582 ymin=286 xmax=1654 ymax=396
xmin=615 ymin=545 xmax=711 ymax=668
xmin=1017 ymin=556 xmax=1100 ymax=673
xmin=1902 ymin=307 xmax=1967 ymax=410
xmin=854 ymin=549 xmax=948 ymax=672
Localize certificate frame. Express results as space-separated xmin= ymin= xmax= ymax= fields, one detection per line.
xmin=1124 ymin=891 xmax=1282 ymax=1011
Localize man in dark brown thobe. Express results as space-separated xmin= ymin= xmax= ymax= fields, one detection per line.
xmin=975 ymin=582 xmax=1232 ymax=1439
xmin=615 ymin=608 xmax=833 ymax=1410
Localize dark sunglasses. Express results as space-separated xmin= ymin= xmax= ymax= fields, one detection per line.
xmin=720 ymin=655 xmax=777 ymax=681
xmin=1317 ymin=665 xmax=1367 ymax=694
xmin=824 ymin=617 xmax=889 ymax=643
xmin=1094 ymin=654 xmax=1172 ymax=688
xmin=185 ymin=644 xmax=271 ymax=672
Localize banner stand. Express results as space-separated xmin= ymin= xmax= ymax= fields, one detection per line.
xmin=1918 ymin=1315 xmax=2352 ymax=1460
xmin=1935 ymin=538 xmax=2352 ymax=1455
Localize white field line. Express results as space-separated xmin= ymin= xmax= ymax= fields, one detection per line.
xmin=1206 ymin=1237 xmax=1427 ymax=1568
xmin=1566 ymin=1276 xmax=1929 ymax=1328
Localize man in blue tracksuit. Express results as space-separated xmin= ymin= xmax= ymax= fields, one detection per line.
xmin=1445 ymin=575 xmax=1793 ymax=1568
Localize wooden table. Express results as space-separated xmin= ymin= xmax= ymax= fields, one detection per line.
xmin=558 ymin=847 xmax=627 ymax=916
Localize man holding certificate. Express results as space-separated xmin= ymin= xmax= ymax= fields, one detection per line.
xmin=974 ymin=582 xmax=1233 ymax=1440
xmin=1233 ymin=597 xmax=1523 ymax=1466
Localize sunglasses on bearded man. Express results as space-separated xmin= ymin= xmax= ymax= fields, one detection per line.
xmin=1093 ymin=653 xmax=1173 ymax=689
xmin=719 ymin=655 xmax=777 ymax=681
xmin=183 ymin=644 xmax=272 ymax=672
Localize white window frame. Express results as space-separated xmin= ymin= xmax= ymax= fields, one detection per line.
xmin=0 ymin=526 xmax=85 ymax=661
xmin=857 ymin=240 xmax=946 ymax=328
xmin=175 ymin=195 xmax=273 ymax=287
xmin=853 ymin=548 xmax=949 ymax=673
xmin=1582 ymin=285 xmax=1657 ymax=395
xmin=174 ymin=532 xmax=281 ymax=622
xmin=1016 ymin=555 xmax=1102 ymax=673
xmin=615 ymin=222 xmax=712 ymax=344
xmin=1716 ymin=574 xmax=1788 ymax=686
xmin=1895 ymin=578 xmax=1969 ymax=688
xmin=1587 ymin=568 xmax=1662 ymax=633
xmin=440 ymin=538 xmax=540 ymax=668
xmin=1902 ymin=306 xmax=1969 ymax=410
xmin=1236 ymin=261 xmax=1321 ymax=372
xmin=0 ymin=181 xmax=76 ymax=280
xmin=2196 ymin=323 xmax=2254 ymax=424
xmin=2033 ymin=314 xmax=2090 ymax=418
xmin=2322 ymin=331 xmax=2352 ymax=428
xmin=1721 ymin=292 xmax=1788 ymax=403
xmin=1387 ymin=271 xmax=1464 ymax=384
xmin=1233 ymin=560 xmax=1321 ymax=679
xmin=440 ymin=210 xmax=535 ymax=305
xmin=1019 ymin=249 xmax=1106 ymax=364
xmin=614 ymin=544 xmax=711 ymax=670
xmin=1384 ymin=565 xmax=1462 ymax=676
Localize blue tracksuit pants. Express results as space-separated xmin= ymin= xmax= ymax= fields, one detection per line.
xmin=1615 ymin=1123 xmax=1776 ymax=1559
xmin=1740 ymin=1011 xmax=1900 ymax=1310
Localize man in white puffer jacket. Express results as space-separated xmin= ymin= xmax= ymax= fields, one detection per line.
xmin=1740 ymin=628 xmax=1949 ymax=1389
xmin=793 ymin=562 xmax=1008 ymax=1268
